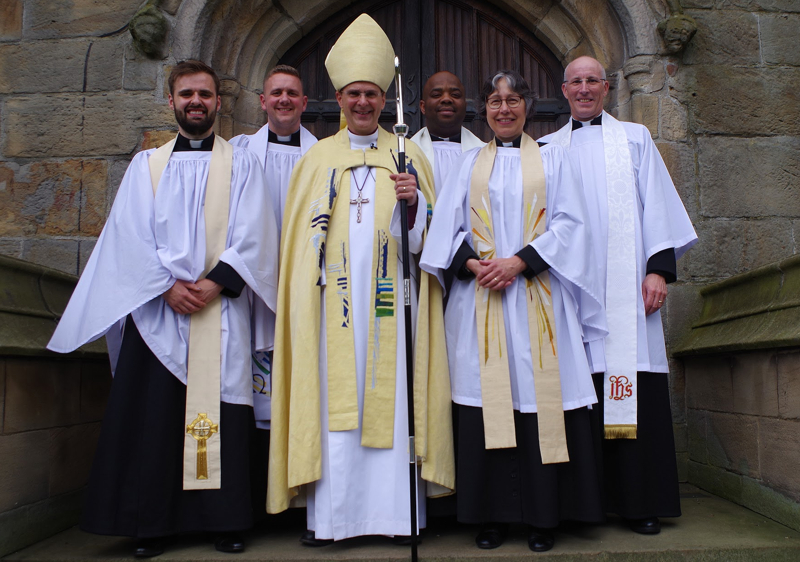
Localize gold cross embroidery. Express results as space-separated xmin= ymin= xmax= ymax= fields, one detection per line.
xmin=186 ymin=413 xmax=218 ymax=480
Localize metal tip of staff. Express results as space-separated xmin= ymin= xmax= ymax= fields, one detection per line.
xmin=394 ymin=56 xmax=400 ymax=69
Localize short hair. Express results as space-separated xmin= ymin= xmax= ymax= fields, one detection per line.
xmin=168 ymin=60 xmax=221 ymax=96
xmin=563 ymin=60 xmax=607 ymax=82
xmin=264 ymin=65 xmax=301 ymax=87
xmin=477 ymin=69 xmax=537 ymax=121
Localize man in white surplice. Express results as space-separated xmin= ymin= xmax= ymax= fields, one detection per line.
xmin=410 ymin=71 xmax=485 ymax=196
xmin=539 ymin=56 xmax=697 ymax=535
xmin=47 ymin=61 xmax=279 ymax=557
xmin=267 ymin=14 xmax=454 ymax=546
xmin=230 ymin=65 xmax=317 ymax=429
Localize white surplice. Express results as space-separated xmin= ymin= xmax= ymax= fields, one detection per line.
xmin=539 ymin=116 xmax=697 ymax=374
xmin=231 ymin=124 xmax=318 ymax=424
xmin=420 ymin=144 xmax=605 ymax=413
xmin=307 ymin=129 xmax=427 ymax=541
xmin=411 ymin=126 xmax=485 ymax=196
xmin=47 ymin=145 xmax=279 ymax=406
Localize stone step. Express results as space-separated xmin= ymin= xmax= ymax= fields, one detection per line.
xmin=4 ymin=485 xmax=800 ymax=561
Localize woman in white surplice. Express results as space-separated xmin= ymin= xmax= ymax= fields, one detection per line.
xmin=420 ymin=70 xmax=607 ymax=552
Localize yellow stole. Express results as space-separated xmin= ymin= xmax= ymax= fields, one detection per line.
xmin=148 ymin=135 xmax=233 ymax=489
xmin=267 ymin=127 xmax=454 ymax=513
xmin=468 ymin=134 xmax=569 ymax=464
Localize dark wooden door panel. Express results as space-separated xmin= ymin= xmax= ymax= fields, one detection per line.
xmin=280 ymin=0 xmax=570 ymax=142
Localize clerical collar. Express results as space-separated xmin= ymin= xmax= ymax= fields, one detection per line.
xmin=348 ymin=128 xmax=380 ymax=151
xmin=571 ymin=114 xmax=603 ymax=130
xmin=430 ymin=132 xmax=462 ymax=143
xmin=268 ymin=129 xmax=301 ymax=147
xmin=494 ymin=135 xmax=522 ymax=148
xmin=174 ymin=132 xmax=215 ymax=152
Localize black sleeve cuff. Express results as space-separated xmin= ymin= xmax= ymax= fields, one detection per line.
xmin=516 ymin=245 xmax=550 ymax=280
xmin=448 ymin=240 xmax=480 ymax=280
xmin=206 ymin=261 xmax=246 ymax=298
xmin=646 ymin=248 xmax=677 ymax=284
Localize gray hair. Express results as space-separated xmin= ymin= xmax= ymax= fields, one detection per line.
xmin=477 ymin=69 xmax=537 ymax=121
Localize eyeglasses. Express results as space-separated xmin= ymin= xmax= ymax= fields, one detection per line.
xmin=563 ymin=77 xmax=606 ymax=89
xmin=486 ymin=96 xmax=523 ymax=109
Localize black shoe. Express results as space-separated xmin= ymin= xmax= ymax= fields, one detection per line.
xmin=391 ymin=534 xmax=422 ymax=546
xmin=475 ymin=523 xmax=508 ymax=549
xmin=134 ymin=538 xmax=165 ymax=558
xmin=628 ymin=517 xmax=661 ymax=535
xmin=300 ymin=529 xmax=333 ymax=547
xmin=527 ymin=527 xmax=555 ymax=552
xmin=214 ymin=532 xmax=245 ymax=553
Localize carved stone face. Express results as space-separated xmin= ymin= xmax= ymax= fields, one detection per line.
xmin=130 ymin=7 xmax=169 ymax=59
xmin=658 ymin=15 xmax=698 ymax=54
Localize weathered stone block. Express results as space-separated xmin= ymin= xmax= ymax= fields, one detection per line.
xmin=668 ymin=360 xmax=686 ymax=425
xmin=123 ymin=47 xmax=159 ymax=91
xmin=20 ymin=240 xmax=79 ymax=275
xmin=759 ymin=417 xmax=800 ymax=500
xmin=687 ymin=407 xmax=708 ymax=463
xmin=0 ymin=488 xmax=82 ymax=558
xmin=674 ymin=421 xmax=688 ymax=453
xmin=672 ymin=66 xmax=800 ymax=136
xmin=742 ymin=475 xmax=800 ymax=533
xmin=656 ymin=142 xmax=698 ymax=222
xmin=707 ymin=412 xmax=760 ymax=478
xmin=682 ymin=10 xmax=760 ymax=65
xmin=691 ymin=1 xmax=800 ymax=10
xmin=687 ymin=459 xmax=743 ymax=504
xmin=666 ymin=284 xmax=703 ymax=354
xmin=0 ymin=0 xmax=23 ymax=41
xmin=0 ymin=240 xmax=22 ymax=260
xmin=4 ymin=359 xmax=81 ymax=432
xmin=161 ymin=0 xmax=183 ymax=15
xmin=232 ymin=122 xmax=260 ymax=137
xmin=3 ymin=94 xmax=174 ymax=158
xmin=80 ymin=360 xmax=111 ymax=423
xmin=108 ymin=158 xmax=131 ymax=204
xmin=233 ymin=89 xmax=265 ymax=128
xmin=23 ymin=0 xmax=141 ymax=40
xmin=685 ymin=356 xmax=733 ymax=412
xmin=661 ymin=96 xmax=688 ymax=142
xmin=48 ymin=423 xmax=101 ymax=496
xmin=78 ymin=240 xmax=96 ymax=276
xmin=761 ymin=15 xmax=800 ymax=65
xmin=676 ymin=451 xmax=688 ymax=482
xmin=0 ymin=41 xmax=87 ymax=94
xmin=0 ymin=430 xmax=49 ymax=512
xmin=778 ymin=351 xmax=800 ymax=419
xmin=679 ymin=219 xmax=794 ymax=280
xmin=141 ymin=129 xmax=177 ymax=151
xmin=0 ymin=160 xmax=108 ymax=237
xmin=0 ymin=359 xmax=5 ymax=434
xmin=731 ymin=352 xmax=779 ymax=416
xmin=218 ymin=115 xmax=234 ymax=140
xmin=698 ymin=137 xmax=800 ymax=218
xmin=85 ymin=36 xmax=125 ymax=92
xmin=630 ymin=94 xmax=658 ymax=137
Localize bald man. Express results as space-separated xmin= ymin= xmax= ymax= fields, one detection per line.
xmin=539 ymin=56 xmax=697 ymax=535
xmin=411 ymin=71 xmax=485 ymax=196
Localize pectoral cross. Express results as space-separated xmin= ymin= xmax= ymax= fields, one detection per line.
xmin=186 ymin=413 xmax=218 ymax=480
xmin=350 ymin=191 xmax=370 ymax=223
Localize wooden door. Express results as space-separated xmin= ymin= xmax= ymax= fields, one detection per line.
xmin=280 ymin=0 xmax=569 ymax=141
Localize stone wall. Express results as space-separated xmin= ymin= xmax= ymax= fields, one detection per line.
xmin=676 ymin=255 xmax=800 ymax=531
xmin=0 ymin=256 xmax=110 ymax=557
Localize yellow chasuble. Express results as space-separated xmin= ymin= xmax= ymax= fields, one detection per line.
xmin=469 ymin=134 xmax=569 ymax=465
xmin=268 ymin=126 xmax=454 ymax=513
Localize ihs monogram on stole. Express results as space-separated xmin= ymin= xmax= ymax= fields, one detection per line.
xmin=186 ymin=413 xmax=218 ymax=480
xmin=327 ymin=241 xmax=350 ymax=327
xmin=608 ymin=376 xmax=633 ymax=400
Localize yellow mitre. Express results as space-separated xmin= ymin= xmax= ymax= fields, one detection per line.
xmin=325 ymin=13 xmax=395 ymax=92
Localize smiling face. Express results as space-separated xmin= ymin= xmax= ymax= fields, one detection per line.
xmin=420 ymin=71 xmax=467 ymax=138
xmin=561 ymin=56 xmax=609 ymax=122
xmin=260 ymin=72 xmax=307 ymax=137
xmin=485 ymin=77 xmax=526 ymax=142
xmin=168 ymin=72 xmax=220 ymax=139
xmin=335 ymin=81 xmax=386 ymax=136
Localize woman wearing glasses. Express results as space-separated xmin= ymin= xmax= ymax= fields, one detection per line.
xmin=420 ymin=70 xmax=607 ymax=552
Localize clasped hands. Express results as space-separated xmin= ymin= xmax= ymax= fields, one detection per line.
xmin=466 ymin=256 xmax=526 ymax=291
xmin=163 ymin=279 xmax=223 ymax=314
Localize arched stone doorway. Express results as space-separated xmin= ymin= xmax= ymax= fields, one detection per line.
xmin=278 ymin=0 xmax=570 ymax=141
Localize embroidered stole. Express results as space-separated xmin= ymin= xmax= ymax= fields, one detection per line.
xmin=552 ymin=113 xmax=638 ymax=439
xmin=148 ymin=135 xmax=233 ymax=488
xmin=323 ymin=146 xmax=399 ymax=449
xmin=468 ymin=134 xmax=569 ymax=464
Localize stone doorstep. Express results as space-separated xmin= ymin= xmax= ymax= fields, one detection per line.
xmin=4 ymin=485 xmax=800 ymax=561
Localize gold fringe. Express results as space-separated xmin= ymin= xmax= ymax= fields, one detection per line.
xmin=604 ymin=424 xmax=637 ymax=440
